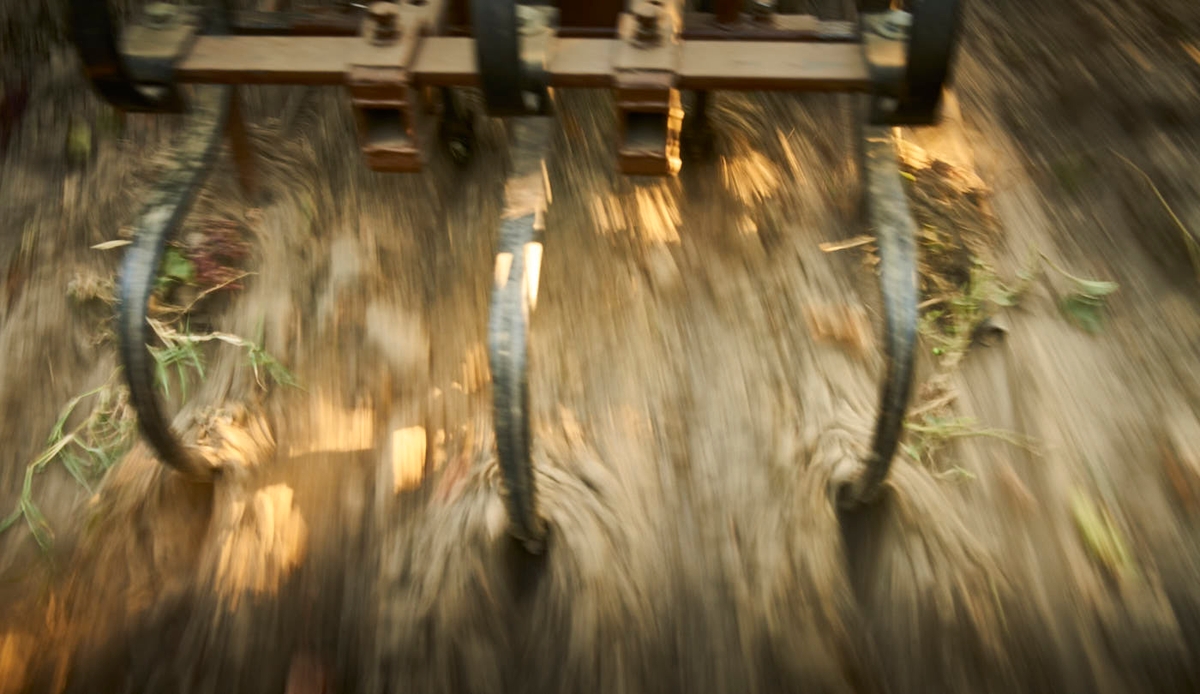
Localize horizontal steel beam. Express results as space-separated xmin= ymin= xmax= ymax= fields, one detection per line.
xmin=229 ymin=9 xmax=858 ymax=42
xmin=177 ymin=36 xmax=872 ymax=92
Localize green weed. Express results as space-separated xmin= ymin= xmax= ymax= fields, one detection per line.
xmin=2 ymin=255 xmax=295 ymax=551
xmin=902 ymin=412 xmax=1036 ymax=476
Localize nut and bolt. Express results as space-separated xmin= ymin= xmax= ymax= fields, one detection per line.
xmin=368 ymin=1 xmax=400 ymax=45
xmin=144 ymin=2 xmax=178 ymax=29
xmin=749 ymin=0 xmax=776 ymax=24
xmin=634 ymin=3 xmax=661 ymax=44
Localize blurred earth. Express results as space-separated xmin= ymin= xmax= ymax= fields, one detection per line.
xmin=1 ymin=0 xmax=1200 ymax=692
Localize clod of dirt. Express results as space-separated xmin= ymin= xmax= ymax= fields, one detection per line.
xmin=0 ymin=631 xmax=33 ymax=694
xmin=969 ymin=315 xmax=1009 ymax=347
xmin=390 ymin=425 xmax=427 ymax=494
xmin=1161 ymin=410 xmax=1200 ymax=513
xmin=898 ymin=141 xmax=1000 ymax=309
xmin=181 ymin=218 xmax=252 ymax=293
xmin=802 ymin=303 xmax=872 ymax=359
xmin=206 ymin=483 xmax=309 ymax=606
xmin=285 ymin=653 xmax=330 ymax=694
xmin=364 ymin=302 xmax=429 ymax=378
xmin=193 ymin=405 xmax=277 ymax=474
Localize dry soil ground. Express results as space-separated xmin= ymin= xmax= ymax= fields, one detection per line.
xmin=1 ymin=1 xmax=1200 ymax=693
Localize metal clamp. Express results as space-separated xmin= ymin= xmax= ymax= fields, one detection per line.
xmin=346 ymin=0 xmax=449 ymax=172
xmin=861 ymin=0 xmax=963 ymax=125
xmin=71 ymin=0 xmax=213 ymax=113
xmin=613 ymin=0 xmax=685 ymax=176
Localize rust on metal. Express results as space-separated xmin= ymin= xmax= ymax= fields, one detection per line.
xmin=226 ymin=88 xmax=258 ymax=197
xmin=453 ymin=13 xmax=856 ymax=41
xmin=231 ymin=8 xmax=363 ymax=36
xmin=713 ymin=0 xmax=743 ymax=25
xmin=678 ymin=14 xmax=855 ymax=41
xmin=168 ymin=5 xmax=876 ymax=174
xmin=556 ymin=0 xmax=623 ymax=34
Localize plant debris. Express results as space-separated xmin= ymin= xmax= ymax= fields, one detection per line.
xmin=2 ymin=216 xmax=287 ymax=552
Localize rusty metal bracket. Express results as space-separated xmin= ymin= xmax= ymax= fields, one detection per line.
xmin=72 ymin=0 xmax=204 ymax=113
xmin=484 ymin=3 xmax=558 ymax=553
xmin=612 ymin=0 xmax=685 ymax=176
xmin=122 ymin=3 xmax=204 ymax=86
xmin=346 ymin=0 xmax=448 ymax=172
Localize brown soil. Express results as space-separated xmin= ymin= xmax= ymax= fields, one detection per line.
xmin=2 ymin=1 xmax=1200 ymax=693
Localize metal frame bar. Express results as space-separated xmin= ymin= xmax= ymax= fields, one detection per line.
xmin=229 ymin=9 xmax=858 ymax=41
xmin=173 ymin=36 xmax=873 ymax=91
xmin=76 ymin=1 xmax=955 ymax=524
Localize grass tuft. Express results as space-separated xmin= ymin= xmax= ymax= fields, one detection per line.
xmin=2 ymin=215 xmax=292 ymax=551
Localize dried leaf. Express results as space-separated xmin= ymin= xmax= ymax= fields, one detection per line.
xmin=91 ymin=239 xmax=132 ymax=250
xmin=1069 ymin=488 xmax=1131 ymax=574
xmin=1060 ymin=293 xmax=1106 ymax=334
xmin=1073 ymin=278 xmax=1119 ymax=298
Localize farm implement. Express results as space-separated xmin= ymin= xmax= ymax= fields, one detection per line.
xmin=70 ymin=0 xmax=962 ymax=552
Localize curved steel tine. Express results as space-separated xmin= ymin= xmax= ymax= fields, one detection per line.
xmin=76 ymin=0 xmax=238 ymax=479
xmin=488 ymin=211 xmax=546 ymax=553
xmin=116 ymin=84 xmax=233 ymax=480
xmin=472 ymin=0 xmax=554 ymax=551
xmin=844 ymin=125 xmax=919 ymax=508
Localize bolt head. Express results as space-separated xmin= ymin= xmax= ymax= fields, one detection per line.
xmin=750 ymin=0 xmax=776 ymax=22
xmin=368 ymin=1 xmax=400 ymax=43
xmin=633 ymin=4 xmax=661 ymax=43
xmin=368 ymin=1 xmax=399 ymax=24
xmin=144 ymin=2 xmax=177 ymax=28
xmin=634 ymin=4 xmax=659 ymax=25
